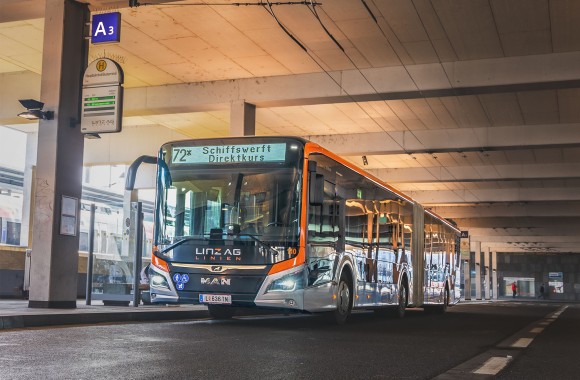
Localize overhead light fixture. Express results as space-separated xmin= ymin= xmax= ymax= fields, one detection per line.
xmin=18 ymin=99 xmax=53 ymax=120
xmin=362 ymin=155 xmax=368 ymax=166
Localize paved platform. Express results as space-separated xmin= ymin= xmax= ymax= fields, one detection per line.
xmin=0 ymin=299 xmax=209 ymax=330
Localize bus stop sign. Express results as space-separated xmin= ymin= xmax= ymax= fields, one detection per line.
xmin=81 ymin=58 xmax=124 ymax=134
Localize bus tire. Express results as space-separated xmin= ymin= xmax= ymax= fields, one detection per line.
xmin=208 ymin=305 xmax=236 ymax=319
xmin=332 ymin=272 xmax=353 ymax=325
xmin=436 ymin=287 xmax=450 ymax=314
xmin=393 ymin=281 xmax=407 ymax=318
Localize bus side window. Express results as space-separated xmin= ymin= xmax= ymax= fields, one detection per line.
xmin=307 ymin=182 xmax=338 ymax=244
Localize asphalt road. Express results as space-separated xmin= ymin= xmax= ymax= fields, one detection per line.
xmin=0 ymin=302 xmax=578 ymax=379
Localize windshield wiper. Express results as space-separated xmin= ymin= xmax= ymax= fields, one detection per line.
xmin=234 ymin=233 xmax=279 ymax=256
xmin=160 ymin=236 xmax=208 ymax=253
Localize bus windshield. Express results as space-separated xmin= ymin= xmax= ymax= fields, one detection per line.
xmin=157 ymin=167 xmax=301 ymax=247
xmin=153 ymin=138 xmax=305 ymax=265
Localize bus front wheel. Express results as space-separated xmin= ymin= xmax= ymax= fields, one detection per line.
xmin=333 ymin=273 xmax=352 ymax=325
xmin=437 ymin=287 xmax=450 ymax=314
xmin=393 ymin=283 xmax=407 ymax=318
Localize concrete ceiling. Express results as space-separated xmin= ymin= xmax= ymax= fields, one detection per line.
xmin=1 ymin=0 xmax=580 ymax=253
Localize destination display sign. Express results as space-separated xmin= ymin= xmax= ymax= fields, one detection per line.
xmin=81 ymin=58 xmax=124 ymax=134
xmin=171 ymin=143 xmax=287 ymax=164
xmin=81 ymin=85 xmax=122 ymax=133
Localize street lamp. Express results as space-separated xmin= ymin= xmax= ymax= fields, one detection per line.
xmin=17 ymin=99 xmax=54 ymax=120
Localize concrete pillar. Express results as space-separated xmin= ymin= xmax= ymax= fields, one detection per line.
xmin=230 ymin=100 xmax=255 ymax=136
xmin=484 ymin=246 xmax=490 ymax=300
xmin=492 ymin=251 xmax=498 ymax=300
xmin=20 ymin=131 xmax=38 ymax=247
xmin=474 ymin=241 xmax=482 ymax=300
xmin=28 ymin=0 xmax=89 ymax=308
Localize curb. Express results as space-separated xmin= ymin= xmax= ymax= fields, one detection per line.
xmin=0 ymin=309 xmax=210 ymax=330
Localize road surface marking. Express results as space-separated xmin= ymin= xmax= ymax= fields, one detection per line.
xmin=512 ymin=338 xmax=533 ymax=348
xmin=473 ymin=356 xmax=512 ymax=375
xmin=530 ymin=327 xmax=544 ymax=333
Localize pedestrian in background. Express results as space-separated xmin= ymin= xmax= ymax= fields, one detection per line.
xmin=538 ymin=283 xmax=545 ymax=299
xmin=511 ymin=282 xmax=517 ymax=298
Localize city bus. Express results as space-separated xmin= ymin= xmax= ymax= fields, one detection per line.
xmin=144 ymin=136 xmax=461 ymax=323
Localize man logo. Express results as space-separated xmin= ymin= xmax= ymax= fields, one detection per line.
xmin=211 ymin=266 xmax=224 ymax=273
xmin=201 ymin=277 xmax=231 ymax=286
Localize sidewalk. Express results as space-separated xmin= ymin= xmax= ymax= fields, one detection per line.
xmin=0 ymin=299 xmax=209 ymax=330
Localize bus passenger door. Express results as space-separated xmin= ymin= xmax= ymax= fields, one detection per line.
xmin=304 ymin=162 xmax=342 ymax=312
xmin=364 ymin=211 xmax=379 ymax=303
xmin=365 ymin=212 xmax=378 ymax=284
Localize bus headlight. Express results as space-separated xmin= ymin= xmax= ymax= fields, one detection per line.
xmin=150 ymin=274 xmax=170 ymax=290
xmin=266 ymin=270 xmax=304 ymax=293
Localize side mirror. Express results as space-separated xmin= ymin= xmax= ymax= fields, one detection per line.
xmin=309 ymin=173 xmax=324 ymax=206
xmin=125 ymin=155 xmax=157 ymax=191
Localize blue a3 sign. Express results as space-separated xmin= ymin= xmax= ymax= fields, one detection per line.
xmin=91 ymin=12 xmax=121 ymax=44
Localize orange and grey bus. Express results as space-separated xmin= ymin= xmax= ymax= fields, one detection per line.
xmin=145 ymin=136 xmax=461 ymax=323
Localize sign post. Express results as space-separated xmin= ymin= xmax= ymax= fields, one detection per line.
xmin=460 ymin=231 xmax=470 ymax=259
xmin=460 ymin=231 xmax=471 ymax=300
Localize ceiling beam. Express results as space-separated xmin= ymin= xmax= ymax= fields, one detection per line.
xmin=454 ymin=217 xmax=580 ymax=229
xmin=428 ymin=201 xmax=580 ymax=218
xmin=0 ymin=0 xmax=182 ymax=22
xmin=115 ymin=51 xmax=580 ymax=115
xmin=471 ymin=236 xmax=580 ymax=244
xmin=6 ymin=52 xmax=580 ymax=123
xmin=410 ymin=187 xmax=580 ymax=204
xmin=312 ymin=123 xmax=580 ymax=156
xmin=0 ymin=0 xmax=45 ymax=22
xmin=481 ymin=248 xmax=578 ymax=253
xmin=369 ymin=162 xmax=580 ymax=183
xmin=477 ymin=245 xmax=580 ymax=253
xmin=462 ymin=227 xmax=580 ymax=237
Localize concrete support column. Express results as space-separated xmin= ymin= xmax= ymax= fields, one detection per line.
xmin=492 ymin=251 xmax=498 ymax=300
xmin=20 ymin=131 xmax=38 ymax=247
xmin=474 ymin=241 xmax=482 ymax=300
xmin=230 ymin=100 xmax=255 ymax=136
xmin=484 ymin=246 xmax=490 ymax=300
xmin=28 ymin=0 xmax=89 ymax=308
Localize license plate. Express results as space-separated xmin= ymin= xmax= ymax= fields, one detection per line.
xmin=199 ymin=294 xmax=232 ymax=304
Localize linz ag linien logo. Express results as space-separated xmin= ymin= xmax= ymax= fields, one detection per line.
xmin=201 ymin=277 xmax=231 ymax=286
xmin=195 ymin=247 xmax=242 ymax=262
